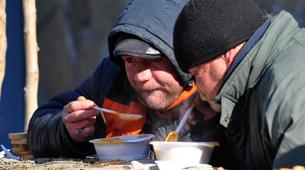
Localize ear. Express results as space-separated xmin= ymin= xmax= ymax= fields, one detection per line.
xmin=223 ymin=50 xmax=235 ymax=66
xmin=224 ymin=42 xmax=245 ymax=66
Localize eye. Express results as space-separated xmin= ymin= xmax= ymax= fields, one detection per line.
xmin=189 ymin=65 xmax=204 ymax=78
xmin=122 ymin=57 xmax=134 ymax=64
xmin=189 ymin=69 xmax=198 ymax=77
xmin=150 ymin=57 xmax=171 ymax=68
xmin=152 ymin=57 xmax=163 ymax=62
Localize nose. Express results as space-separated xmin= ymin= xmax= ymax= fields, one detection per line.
xmin=133 ymin=68 xmax=152 ymax=82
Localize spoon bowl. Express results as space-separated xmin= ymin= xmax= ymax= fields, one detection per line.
xmin=165 ymin=105 xmax=193 ymax=142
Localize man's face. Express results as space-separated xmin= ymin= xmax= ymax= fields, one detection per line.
xmin=122 ymin=56 xmax=183 ymax=110
xmin=188 ymin=55 xmax=228 ymax=105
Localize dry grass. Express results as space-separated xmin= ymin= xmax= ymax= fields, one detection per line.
xmin=0 ymin=158 xmax=130 ymax=170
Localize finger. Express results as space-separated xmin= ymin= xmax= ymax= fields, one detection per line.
xmin=64 ymin=106 xmax=99 ymax=123
xmin=63 ymin=99 xmax=96 ymax=113
xmin=188 ymin=113 xmax=195 ymax=121
xmin=65 ymin=116 xmax=96 ymax=129
xmin=89 ymin=116 xmax=97 ymax=125
xmin=185 ymin=114 xmax=198 ymax=127
xmin=77 ymin=125 xmax=95 ymax=140
xmin=77 ymin=96 xmax=87 ymax=101
xmin=190 ymin=119 xmax=198 ymax=126
xmin=187 ymin=113 xmax=198 ymax=126
xmin=65 ymin=118 xmax=96 ymax=138
xmin=64 ymin=109 xmax=98 ymax=122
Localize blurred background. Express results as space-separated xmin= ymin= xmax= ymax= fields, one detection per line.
xmin=0 ymin=0 xmax=304 ymax=147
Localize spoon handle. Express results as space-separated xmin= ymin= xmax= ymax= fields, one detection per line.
xmin=175 ymin=105 xmax=194 ymax=133
xmin=93 ymin=106 xmax=143 ymax=119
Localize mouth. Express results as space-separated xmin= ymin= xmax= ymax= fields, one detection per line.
xmin=136 ymin=86 xmax=162 ymax=93
xmin=136 ymin=88 xmax=165 ymax=101
xmin=142 ymin=88 xmax=157 ymax=93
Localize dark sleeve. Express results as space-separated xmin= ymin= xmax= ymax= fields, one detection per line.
xmin=28 ymin=57 xmax=119 ymax=158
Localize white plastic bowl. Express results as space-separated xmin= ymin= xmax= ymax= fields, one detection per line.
xmin=150 ymin=141 xmax=218 ymax=164
xmin=155 ymin=160 xmax=213 ymax=170
xmin=90 ymin=134 xmax=155 ymax=161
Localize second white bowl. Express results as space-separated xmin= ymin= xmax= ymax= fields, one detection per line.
xmin=150 ymin=141 xmax=218 ymax=164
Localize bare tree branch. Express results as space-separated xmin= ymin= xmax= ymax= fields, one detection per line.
xmin=0 ymin=0 xmax=7 ymax=97
xmin=23 ymin=0 xmax=39 ymax=130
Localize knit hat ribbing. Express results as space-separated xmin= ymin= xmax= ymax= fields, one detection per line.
xmin=174 ymin=0 xmax=266 ymax=72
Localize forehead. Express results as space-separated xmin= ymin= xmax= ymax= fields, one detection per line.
xmin=122 ymin=55 xmax=175 ymax=71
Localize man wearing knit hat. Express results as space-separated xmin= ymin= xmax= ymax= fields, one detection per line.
xmin=174 ymin=0 xmax=305 ymax=169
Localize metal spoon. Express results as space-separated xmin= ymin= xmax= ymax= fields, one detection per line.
xmin=93 ymin=106 xmax=143 ymax=121
xmin=165 ymin=105 xmax=194 ymax=142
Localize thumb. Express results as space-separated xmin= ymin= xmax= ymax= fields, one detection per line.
xmin=77 ymin=96 xmax=87 ymax=101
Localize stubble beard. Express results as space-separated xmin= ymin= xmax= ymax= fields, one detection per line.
xmin=138 ymin=89 xmax=180 ymax=110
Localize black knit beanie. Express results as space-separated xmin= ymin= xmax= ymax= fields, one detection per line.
xmin=174 ymin=0 xmax=266 ymax=72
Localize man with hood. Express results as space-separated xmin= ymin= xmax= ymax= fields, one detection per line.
xmin=28 ymin=0 xmax=202 ymax=158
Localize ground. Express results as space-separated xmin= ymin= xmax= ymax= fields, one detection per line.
xmin=0 ymin=158 xmax=131 ymax=170
xmin=0 ymin=157 xmax=222 ymax=170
